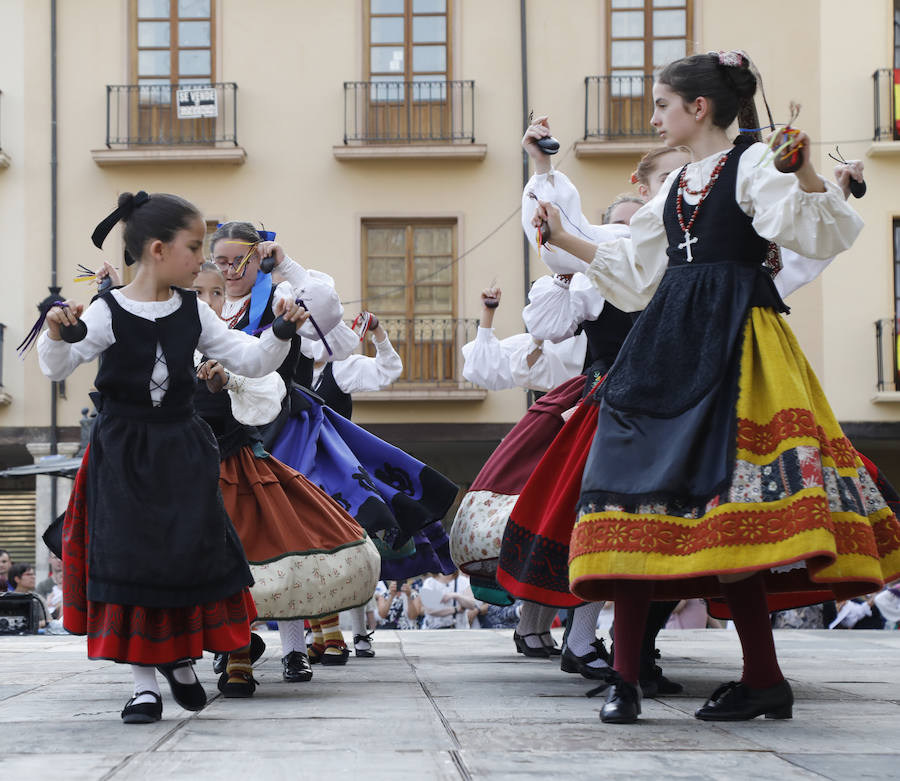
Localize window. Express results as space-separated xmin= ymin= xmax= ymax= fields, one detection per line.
xmin=604 ymin=0 xmax=692 ymax=135
xmin=608 ymin=0 xmax=691 ymax=79
xmin=368 ymin=0 xmax=449 ymax=95
xmin=363 ymin=0 xmax=452 ymax=141
xmin=362 ymin=220 xmax=461 ymax=383
xmin=131 ymin=0 xmax=215 ymax=143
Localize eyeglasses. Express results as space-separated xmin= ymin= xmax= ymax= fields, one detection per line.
xmin=212 ymin=241 xmax=259 ymax=279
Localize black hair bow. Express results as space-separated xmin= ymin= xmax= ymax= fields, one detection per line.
xmin=91 ymin=191 xmax=150 ymax=264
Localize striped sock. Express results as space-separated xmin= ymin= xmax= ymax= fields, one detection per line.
xmin=320 ymin=614 xmax=346 ymax=655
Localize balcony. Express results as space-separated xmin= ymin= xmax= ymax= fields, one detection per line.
xmin=334 ymin=80 xmax=486 ymax=161
xmin=0 ymin=90 xmax=9 ymax=169
xmin=576 ymin=74 xmax=660 ymax=159
xmin=353 ymin=317 xmax=486 ymax=401
xmin=91 ymin=82 xmax=245 ymax=166
xmin=869 ymin=69 xmax=900 ymax=158
xmin=873 ymin=318 xmax=900 ymax=402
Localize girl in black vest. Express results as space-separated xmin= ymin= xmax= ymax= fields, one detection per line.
xmin=536 ymin=52 xmax=898 ymax=724
xmin=37 ymin=193 xmax=307 ymax=724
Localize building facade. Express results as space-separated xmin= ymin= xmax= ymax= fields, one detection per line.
xmin=1 ymin=0 xmax=899 ymax=565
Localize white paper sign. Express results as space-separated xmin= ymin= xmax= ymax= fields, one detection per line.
xmin=176 ymin=87 xmax=218 ymax=119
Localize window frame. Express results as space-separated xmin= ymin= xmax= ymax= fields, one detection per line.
xmin=361 ymin=218 xmax=458 ymax=320
xmin=131 ymin=0 xmax=217 ymax=87
xmin=364 ymin=0 xmax=453 ymax=88
xmin=606 ymin=0 xmax=693 ymax=78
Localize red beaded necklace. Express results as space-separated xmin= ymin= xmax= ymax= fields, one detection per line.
xmin=224 ymin=298 xmax=251 ymax=329
xmin=675 ymin=150 xmax=730 ymax=262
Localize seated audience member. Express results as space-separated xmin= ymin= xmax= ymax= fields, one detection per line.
xmin=375 ymin=580 xmax=422 ymax=630
xmin=8 ymin=563 xmax=50 ymax=629
xmin=36 ymin=553 xmax=64 ymax=620
xmin=419 ymin=571 xmax=479 ymax=629
xmin=0 ymin=549 xmax=11 ymax=591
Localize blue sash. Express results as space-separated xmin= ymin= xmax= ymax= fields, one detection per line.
xmin=242 ymin=272 xmax=273 ymax=335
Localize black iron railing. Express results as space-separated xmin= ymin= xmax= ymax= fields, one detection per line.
xmin=875 ymin=318 xmax=898 ymax=391
xmin=585 ymin=74 xmax=657 ymax=140
xmin=342 ymin=80 xmax=475 ymax=144
xmin=358 ymin=317 xmax=479 ymax=386
xmin=873 ymin=69 xmax=899 ymax=141
xmin=104 ymin=82 xmax=238 ymax=147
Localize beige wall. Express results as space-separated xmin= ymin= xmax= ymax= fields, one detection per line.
xmin=2 ymin=0 xmax=899 ymax=437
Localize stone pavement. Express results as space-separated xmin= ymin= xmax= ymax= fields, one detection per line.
xmin=2 ymin=628 xmax=899 ymax=780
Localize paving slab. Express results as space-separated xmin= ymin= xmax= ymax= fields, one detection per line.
xmin=1 ymin=628 xmax=899 ymax=779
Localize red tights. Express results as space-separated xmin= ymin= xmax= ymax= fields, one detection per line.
xmin=612 ymin=572 xmax=783 ymax=688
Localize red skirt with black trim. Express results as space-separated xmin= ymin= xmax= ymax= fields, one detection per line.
xmin=62 ymin=448 xmax=257 ymax=665
xmin=496 ymin=389 xmax=601 ymax=608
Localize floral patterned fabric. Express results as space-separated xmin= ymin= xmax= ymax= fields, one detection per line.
xmin=570 ymin=308 xmax=900 ymax=603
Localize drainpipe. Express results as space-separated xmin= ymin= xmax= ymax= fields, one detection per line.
xmin=519 ymin=0 xmax=529 ymax=306
xmin=49 ymin=0 xmax=59 ymax=517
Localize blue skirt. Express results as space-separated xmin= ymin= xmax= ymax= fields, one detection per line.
xmin=270 ymin=388 xmax=458 ymax=579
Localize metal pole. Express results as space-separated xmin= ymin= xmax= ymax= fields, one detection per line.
xmin=49 ymin=0 xmax=59 ymax=521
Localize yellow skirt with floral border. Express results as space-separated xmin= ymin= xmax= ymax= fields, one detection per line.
xmin=569 ymin=307 xmax=900 ymax=603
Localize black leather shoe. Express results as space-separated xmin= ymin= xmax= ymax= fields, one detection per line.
xmin=282 ymin=650 xmax=313 ymax=682
xmin=592 ymin=638 xmax=611 ymax=664
xmin=212 ymin=632 xmax=265 ymax=676
xmin=694 ymin=680 xmax=793 ymax=721
xmin=121 ymin=691 xmax=162 ymax=724
xmin=560 ymin=645 xmax=613 ymax=681
xmin=538 ymin=631 xmax=562 ymax=656
xmin=354 ymin=632 xmax=376 ymax=658
xmin=513 ymin=631 xmax=551 ymax=658
xmin=640 ymin=664 xmax=684 ymax=698
xmin=599 ymin=675 xmax=642 ymax=724
xmin=212 ymin=653 xmax=227 ymax=675
xmin=156 ymin=661 xmax=207 ymax=711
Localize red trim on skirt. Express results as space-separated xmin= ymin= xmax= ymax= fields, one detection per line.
xmin=496 ymin=393 xmax=600 ymax=607
xmin=62 ymin=446 xmax=257 ymax=665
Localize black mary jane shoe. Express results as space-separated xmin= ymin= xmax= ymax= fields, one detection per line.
xmin=212 ymin=632 xmax=266 ymax=677
xmin=538 ymin=631 xmax=563 ymax=657
xmin=513 ymin=631 xmax=551 ymax=658
xmin=217 ymin=669 xmax=258 ymax=698
xmin=353 ymin=632 xmax=376 ymax=658
xmin=560 ymin=645 xmax=614 ymax=682
xmin=121 ymin=691 xmax=163 ymax=724
xmin=694 ymin=680 xmax=793 ymax=722
xmin=282 ymin=650 xmax=314 ymax=682
xmin=598 ymin=674 xmax=642 ymax=724
xmin=319 ymin=642 xmax=351 ymax=666
xmin=156 ymin=661 xmax=208 ymax=712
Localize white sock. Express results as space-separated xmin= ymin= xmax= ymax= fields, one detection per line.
xmin=516 ymin=602 xmax=544 ymax=649
xmin=348 ymin=606 xmax=371 ymax=649
xmin=278 ymin=619 xmax=306 ymax=656
xmin=170 ymin=660 xmax=198 ymax=685
xmin=131 ymin=665 xmax=160 ymax=705
xmin=567 ymin=603 xmax=607 ymax=667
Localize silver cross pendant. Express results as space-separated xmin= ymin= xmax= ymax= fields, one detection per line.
xmin=679 ymin=230 xmax=698 ymax=262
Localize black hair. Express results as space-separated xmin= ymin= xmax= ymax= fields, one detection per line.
xmin=209 ymin=221 xmax=261 ymax=257
xmin=118 ymin=192 xmax=202 ymax=264
xmin=8 ymin=563 xmax=33 ymax=588
xmin=0 ymin=548 xmax=9 ymax=558
xmin=657 ymin=52 xmax=757 ymax=131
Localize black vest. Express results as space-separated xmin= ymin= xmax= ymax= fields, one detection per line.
xmin=95 ymin=289 xmax=200 ymax=409
xmin=314 ymin=362 xmax=353 ymax=419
